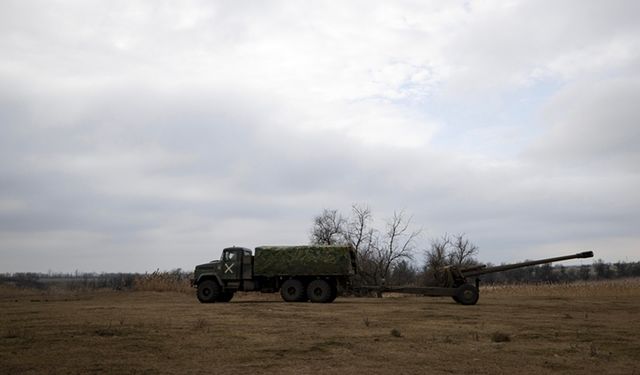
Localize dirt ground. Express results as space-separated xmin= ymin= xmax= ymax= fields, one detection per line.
xmin=1 ymin=280 xmax=639 ymax=374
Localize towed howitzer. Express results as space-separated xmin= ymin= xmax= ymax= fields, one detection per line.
xmin=370 ymin=251 xmax=594 ymax=305
xmin=439 ymin=251 xmax=594 ymax=288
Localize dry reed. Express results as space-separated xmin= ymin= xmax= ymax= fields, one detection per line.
xmin=133 ymin=270 xmax=193 ymax=294
xmin=483 ymin=278 xmax=640 ymax=298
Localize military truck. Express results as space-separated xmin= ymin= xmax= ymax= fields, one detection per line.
xmin=192 ymin=245 xmax=357 ymax=303
xmin=193 ymin=246 xmax=593 ymax=305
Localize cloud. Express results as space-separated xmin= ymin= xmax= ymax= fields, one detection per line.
xmin=528 ymin=77 xmax=640 ymax=170
xmin=1 ymin=1 xmax=639 ymax=272
xmin=442 ymin=0 xmax=640 ymax=94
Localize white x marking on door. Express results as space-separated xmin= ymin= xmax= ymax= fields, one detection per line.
xmin=224 ymin=263 xmax=234 ymax=274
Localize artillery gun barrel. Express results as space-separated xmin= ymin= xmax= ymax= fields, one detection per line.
xmin=463 ymin=251 xmax=594 ymax=277
xmin=459 ymin=264 xmax=487 ymax=273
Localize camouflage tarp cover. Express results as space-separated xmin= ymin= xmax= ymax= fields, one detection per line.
xmin=254 ymin=245 xmax=357 ymax=277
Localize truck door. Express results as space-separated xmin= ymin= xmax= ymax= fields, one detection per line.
xmin=221 ymin=248 xmax=242 ymax=281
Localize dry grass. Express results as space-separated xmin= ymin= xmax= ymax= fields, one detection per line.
xmin=132 ymin=270 xmax=192 ymax=293
xmin=1 ymin=280 xmax=639 ymax=374
xmin=483 ymin=278 xmax=640 ymax=297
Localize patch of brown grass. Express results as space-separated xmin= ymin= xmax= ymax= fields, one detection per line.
xmin=1 ymin=279 xmax=639 ymax=374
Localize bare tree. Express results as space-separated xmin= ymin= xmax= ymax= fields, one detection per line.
xmin=447 ymin=233 xmax=479 ymax=267
xmin=424 ymin=233 xmax=479 ymax=285
xmin=390 ymin=259 xmax=418 ymax=285
xmin=376 ymin=210 xmax=420 ymax=284
xmin=345 ymin=204 xmax=374 ymax=252
xmin=310 ymin=209 xmax=346 ymax=245
xmin=310 ymin=206 xmax=420 ymax=288
xmin=344 ymin=205 xmax=379 ymax=286
xmin=423 ymin=234 xmax=452 ymax=284
xmin=310 ymin=206 xmax=422 ymax=292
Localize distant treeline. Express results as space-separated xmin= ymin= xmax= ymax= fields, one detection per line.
xmin=1 ymin=261 xmax=639 ymax=291
xmin=0 ymin=269 xmax=192 ymax=291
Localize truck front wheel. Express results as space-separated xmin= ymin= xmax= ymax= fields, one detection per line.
xmin=280 ymin=279 xmax=307 ymax=302
xmin=307 ymin=279 xmax=333 ymax=303
xmin=197 ymin=280 xmax=220 ymax=303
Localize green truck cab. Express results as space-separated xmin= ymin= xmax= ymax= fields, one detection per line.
xmin=192 ymin=245 xmax=357 ymax=303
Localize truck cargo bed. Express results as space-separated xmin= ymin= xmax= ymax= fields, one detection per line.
xmin=253 ymin=245 xmax=357 ymax=277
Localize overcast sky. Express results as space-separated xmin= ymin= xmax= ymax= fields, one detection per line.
xmin=1 ymin=0 xmax=639 ymax=273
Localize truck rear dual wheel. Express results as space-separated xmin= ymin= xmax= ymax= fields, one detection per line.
xmin=280 ymin=279 xmax=307 ymax=302
xmin=197 ymin=280 xmax=221 ymax=303
xmin=307 ymin=279 xmax=334 ymax=303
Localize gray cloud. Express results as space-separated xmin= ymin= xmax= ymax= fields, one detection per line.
xmin=1 ymin=1 xmax=639 ymax=272
xmin=529 ymin=77 xmax=640 ymax=170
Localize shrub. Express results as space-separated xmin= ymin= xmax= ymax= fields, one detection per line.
xmin=390 ymin=328 xmax=402 ymax=337
xmin=491 ymin=331 xmax=511 ymax=342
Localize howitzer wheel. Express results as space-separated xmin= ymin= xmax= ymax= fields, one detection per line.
xmin=197 ymin=280 xmax=220 ymax=303
xmin=307 ymin=279 xmax=333 ymax=303
xmin=281 ymin=279 xmax=307 ymax=302
xmin=454 ymin=284 xmax=479 ymax=305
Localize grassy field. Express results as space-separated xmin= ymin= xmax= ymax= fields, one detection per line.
xmin=1 ymin=280 xmax=639 ymax=374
